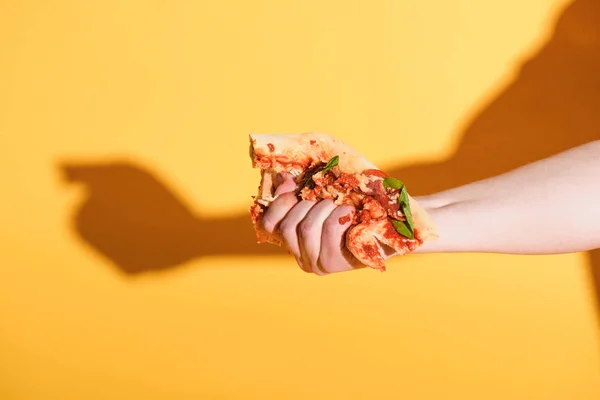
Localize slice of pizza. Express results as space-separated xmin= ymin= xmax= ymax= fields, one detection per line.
xmin=248 ymin=132 xmax=438 ymax=271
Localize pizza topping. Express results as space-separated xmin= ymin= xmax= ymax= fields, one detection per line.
xmin=296 ymin=161 xmax=408 ymax=225
xmin=338 ymin=213 xmax=353 ymax=225
xmin=299 ymin=155 xmax=340 ymax=190
xmin=381 ymin=220 xmax=421 ymax=245
xmin=298 ymin=164 xmax=324 ymax=190
xmin=360 ymin=242 xmax=381 ymax=263
xmin=399 ymin=184 xmax=414 ymax=232
xmin=357 ymin=209 xmax=372 ymax=224
xmin=249 ymin=133 xmax=437 ymax=271
xmin=363 ymin=169 xmax=389 ymax=178
xmin=346 ymin=218 xmax=423 ymax=270
xmin=362 ymin=197 xmax=386 ymax=220
xmin=312 ymin=172 xmax=334 ymax=189
xmin=252 ymin=152 xmax=312 ymax=171
xmin=293 ymin=158 xmax=416 ymax=241
xmin=345 ymin=191 xmax=365 ymax=208
xmin=345 ymin=221 xmax=388 ymax=271
xmin=249 ymin=202 xmax=263 ymax=226
xmin=333 ymin=173 xmax=361 ymax=189
xmin=321 ymin=155 xmax=339 ymax=174
xmin=252 ymin=150 xmax=423 ymax=267
xmin=382 ymin=177 xmax=415 ymax=239
xmin=365 ymin=178 xmax=402 ymax=221
xmin=390 ymin=219 xmax=413 ymax=239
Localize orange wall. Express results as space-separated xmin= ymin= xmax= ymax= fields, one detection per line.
xmin=2 ymin=1 xmax=600 ymax=399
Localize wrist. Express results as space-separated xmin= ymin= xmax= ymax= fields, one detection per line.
xmin=411 ymin=195 xmax=468 ymax=254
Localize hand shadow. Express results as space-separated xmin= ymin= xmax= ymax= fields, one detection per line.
xmin=59 ymin=1 xmax=600 ymax=326
xmin=59 ymin=160 xmax=286 ymax=274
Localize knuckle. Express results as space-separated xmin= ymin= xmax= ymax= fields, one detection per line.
xmin=299 ymin=264 xmax=313 ymax=274
xmin=298 ymin=219 xmax=314 ymax=239
xmin=316 ymin=258 xmax=332 ymax=275
xmin=319 ymin=266 xmax=331 ymax=275
xmin=278 ymin=219 xmax=293 ymax=237
xmin=279 ymin=193 xmax=298 ymax=208
xmin=322 ymin=217 xmax=338 ymax=235
xmin=262 ymin=218 xmax=275 ymax=234
xmin=318 ymin=248 xmax=351 ymax=274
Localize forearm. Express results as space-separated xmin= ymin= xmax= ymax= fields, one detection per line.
xmin=414 ymin=140 xmax=600 ymax=255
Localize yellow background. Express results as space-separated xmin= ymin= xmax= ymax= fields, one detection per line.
xmin=2 ymin=0 xmax=600 ymax=399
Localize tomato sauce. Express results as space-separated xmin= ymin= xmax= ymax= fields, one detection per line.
xmin=363 ymin=169 xmax=389 ymax=178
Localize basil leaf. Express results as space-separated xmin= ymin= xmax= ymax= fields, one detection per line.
xmin=300 ymin=155 xmax=339 ymax=190
xmin=399 ymin=187 xmax=414 ymax=232
xmin=299 ymin=173 xmax=312 ymax=189
xmin=390 ymin=219 xmax=414 ymax=239
xmin=384 ymin=178 xmax=415 ymax=239
xmin=321 ymin=155 xmax=339 ymax=174
xmin=305 ymin=177 xmax=315 ymax=189
xmin=383 ymin=177 xmax=404 ymax=190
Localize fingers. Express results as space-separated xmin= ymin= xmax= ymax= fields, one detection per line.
xmin=298 ymin=199 xmax=337 ymax=275
xmin=262 ymin=192 xmax=298 ymax=234
xmin=319 ymin=205 xmax=363 ymax=273
xmin=279 ymin=200 xmax=317 ymax=272
xmin=274 ymin=173 xmax=297 ymax=196
xmin=261 ymin=173 xmax=300 ymax=234
xmin=263 ymin=171 xmax=360 ymax=276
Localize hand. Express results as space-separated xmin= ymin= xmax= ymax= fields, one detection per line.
xmin=261 ymin=174 xmax=364 ymax=275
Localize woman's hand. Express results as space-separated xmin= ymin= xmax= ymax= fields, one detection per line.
xmin=261 ymin=174 xmax=363 ymax=275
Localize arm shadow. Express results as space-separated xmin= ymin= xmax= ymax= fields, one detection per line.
xmin=58 ymin=160 xmax=286 ymax=275
xmin=58 ymin=0 xmax=600 ymax=328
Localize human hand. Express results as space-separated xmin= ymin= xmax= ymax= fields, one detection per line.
xmin=261 ymin=173 xmax=364 ymax=275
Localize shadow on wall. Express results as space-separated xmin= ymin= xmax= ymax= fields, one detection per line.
xmin=59 ymin=161 xmax=286 ymax=274
xmin=59 ymin=0 xmax=599 ymax=284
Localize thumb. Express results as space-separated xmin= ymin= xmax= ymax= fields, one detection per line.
xmin=274 ymin=172 xmax=298 ymax=196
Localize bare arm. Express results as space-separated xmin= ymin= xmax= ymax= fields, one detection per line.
xmin=414 ymin=140 xmax=600 ymax=255
xmin=264 ymin=140 xmax=600 ymax=275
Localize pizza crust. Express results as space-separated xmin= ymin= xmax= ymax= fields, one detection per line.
xmin=250 ymin=132 xmax=377 ymax=174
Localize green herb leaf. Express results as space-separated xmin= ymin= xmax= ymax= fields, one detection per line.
xmin=300 ymin=155 xmax=339 ymax=190
xmin=399 ymin=187 xmax=414 ymax=232
xmin=390 ymin=219 xmax=414 ymax=239
xmin=383 ymin=177 xmax=404 ymax=190
xmin=383 ymin=177 xmax=415 ymax=239
xmin=321 ymin=155 xmax=339 ymax=174
xmin=299 ymin=174 xmax=310 ymax=188
xmin=302 ymin=171 xmax=317 ymax=189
